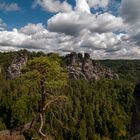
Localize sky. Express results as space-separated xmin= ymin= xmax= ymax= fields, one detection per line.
xmin=0 ymin=0 xmax=140 ymax=59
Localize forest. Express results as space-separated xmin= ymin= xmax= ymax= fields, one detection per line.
xmin=0 ymin=50 xmax=138 ymax=140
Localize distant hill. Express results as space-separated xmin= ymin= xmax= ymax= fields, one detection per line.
xmin=99 ymin=60 xmax=140 ymax=82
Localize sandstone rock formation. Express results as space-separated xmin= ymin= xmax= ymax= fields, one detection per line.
xmin=7 ymin=53 xmax=27 ymax=79
xmin=7 ymin=52 xmax=119 ymax=81
xmin=130 ymin=82 xmax=140 ymax=140
xmin=65 ymin=52 xmax=119 ymax=80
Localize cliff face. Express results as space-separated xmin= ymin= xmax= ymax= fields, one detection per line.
xmin=65 ymin=52 xmax=119 ymax=80
xmin=130 ymin=82 xmax=140 ymax=140
xmin=7 ymin=54 xmax=27 ymax=79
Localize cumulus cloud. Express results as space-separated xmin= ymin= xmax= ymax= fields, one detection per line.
xmin=48 ymin=12 xmax=85 ymax=35
xmin=0 ymin=29 xmax=30 ymax=48
xmin=75 ymin=0 xmax=91 ymax=14
xmin=121 ymin=0 xmax=140 ymax=24
xmin=47 ymin=0 xmax=125 ymax=36
xmin=0 ymin=0 xmax=140 ymax=59
xmin=19 ymin=23 xmax=45 ymax=35
xmin=121 ymin=0 xmax=140 ymax=46
xmin=88 ymin=13 xmax=125 ymax=33
xmin=0 ymin=23 xmax=132 ymax=59
xmin=0 ymin=23 xmax=72 ymax=52
xmin=32 ymin=0 xmax=72 ymax=13
xmin=33 ymin=0 xmax=109 ymax=13
xmin=48 ymin=11 xmax=125 ymax=36
xmin=80 ymin=32 xmax=122 ymax=52
xmin=0 ymin=3 xmax=20 ymax=11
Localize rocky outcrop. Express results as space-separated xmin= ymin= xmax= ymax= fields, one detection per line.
xmin=6 ymin=51 xmax=119 ymax=80
xmin=7 ymin=53 xmax=27 ymax=79
xmin=65 ymin=52 xmax=119 ymax=80
xmin=130 ymin=82 xmax=140 ymax=140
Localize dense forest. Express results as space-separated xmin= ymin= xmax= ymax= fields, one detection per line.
xmin=99 ymin=60 xmax=140 ymax=82
xmin=0 ymin=50 xmax=138 ymax=140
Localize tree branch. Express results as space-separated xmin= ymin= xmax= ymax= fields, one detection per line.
xmin=38 ymin=113 xmax=48 ymax=140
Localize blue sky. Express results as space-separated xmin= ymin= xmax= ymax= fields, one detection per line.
xmin=0 ymin=0 xmax=54 ymax=29
xmin=0 ymin=0 xmax=139 ymax=59
xmin=0 ymin=0 xmax=77 ymax=30
xmin=0 ymin=0 xmax=121 ymax=30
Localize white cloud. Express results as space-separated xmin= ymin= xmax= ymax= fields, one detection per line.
xmin=0 ymin=28 xmax=30 ymax=48
xmin=121 ymin=0 xmax=140 ymax=24
xmin=75 ymin=0 xmax=91 ymax=14
xmin=0 ymin=23 xmax=73 ymax=52
xmin=48 ymin=11 xmax=125 ymax=35
xmin=48 ymin=12 xmax=84 ymax=35
xmin=0 ymin=3 xmax=20 ymax=11
xmin=32 ymin=0 xmax=72 ymax=13
xmin=0 ymin=23 xmax=139 ymax=59
xmin=19 ymin=23 xmax=45 ymax=35
xmin=88 ymin=13 xmax=125 ymax=33
xmin=33 ymin=0 xmax=109 ymax=13
xmin=80 ymin=32 xmax=122 ymax=52
xmin=0 ymin=0 xmax=140 ymax=59
xmin=121 ymin=0 xmax=140 ymax=46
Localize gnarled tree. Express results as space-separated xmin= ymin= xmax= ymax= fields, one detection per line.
xmin=12 ymin=55 xmax=68 ymax=140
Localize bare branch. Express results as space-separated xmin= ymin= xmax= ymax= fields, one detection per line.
xmin=38 ymin=113 xmax=48 ymax=140
xmin=43 ymin=96 xmax=68 ymax=112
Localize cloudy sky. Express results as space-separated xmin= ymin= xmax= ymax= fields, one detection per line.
xmin=0 ymin=0 xmax=140 ymax=59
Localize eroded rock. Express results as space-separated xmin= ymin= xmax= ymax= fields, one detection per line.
xmin=7 ymin=53 xmax=27 ymax=79
xmin=65 ymin=52 xmax=119 ymax=80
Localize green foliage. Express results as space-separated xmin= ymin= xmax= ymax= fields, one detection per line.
xmin=0 ymin=50 xmax=136 ymax=140
xmin=99 ymin=60 xmax=140 ymax=82
xmin=61 ymin=79 xmax=134 ymax=140
xmin=22 ymin=56 xmax=67 ymax=90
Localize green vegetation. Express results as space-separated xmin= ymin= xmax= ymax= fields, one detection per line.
xmin=99 ymin=60 xmax=140 ymax=82
xmin=0 ymin=50 xmax=137 ymax=139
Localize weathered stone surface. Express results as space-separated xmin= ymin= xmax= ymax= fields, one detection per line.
xmin=130 ymin=82 xmax=140 ymax=140
xmin=65 ymin=52 xmax=119 ymax=80
xmin=6 ymin=52 xmax=119 ymax=81
xmin=7 ymin=53 xmax=27 ymax=79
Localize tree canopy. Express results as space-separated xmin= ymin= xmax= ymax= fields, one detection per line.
xmin=0 ymin=50 xmax=136 ymax=140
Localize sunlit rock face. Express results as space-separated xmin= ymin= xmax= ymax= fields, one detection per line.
xmin=65 ymin=52 xmax=119 ymax=80
xmin=7 ymin=53 xmax=27 ymax=79
xmin=130 ymin=82 xmax=140 ymax=140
